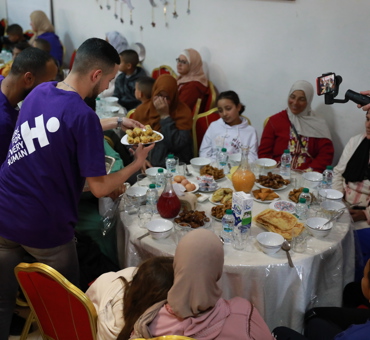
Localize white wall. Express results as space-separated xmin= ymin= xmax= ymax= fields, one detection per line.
xmin=2 ymin=0 xmax=369 ymax=165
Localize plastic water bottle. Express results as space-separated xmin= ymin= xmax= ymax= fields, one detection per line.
xmin=295 ymin=198 xmax=308 ymax=220
xmin=156 ymin=168 xmax=165 ymax=189
xmin=322 ymin=166 xmax=334 ymax=189
xmin=165 ymin=154 xmax=177 ymax=174
xmin=146 ymin=184 xmax=158 ymax=214
xmin=280 ymin=149 xmax=292 ymax=178
xmin=217 ymin=148 xmax=229 ymax=174
xmin=299 ymin=188 xmax=311 ymax=207
xmin=95 ymin=97 xmax=103 ymax=117
xmin=221 ymin=209 xmax=235 ymax=243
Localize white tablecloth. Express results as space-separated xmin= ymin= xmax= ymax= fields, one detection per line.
xmin=117 ymin=167 xmax=355 ymax=332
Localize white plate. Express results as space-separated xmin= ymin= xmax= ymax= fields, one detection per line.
xmin=121 ymin=131 xmax=164 ymax=146
xmin=209 ymin=197 xmax=225 ymax=205
xmin=253 ymin=197 xmax=279 ymax=204
xmin=215 ymin=176 xmax=226 ymax=182
xmin=211 ymin=215 xmax=222 ymax=222
xmin=269 ymin=200 xmax=296 ymax=213
xmin=256 ymin=182 xmax=288 ymax=191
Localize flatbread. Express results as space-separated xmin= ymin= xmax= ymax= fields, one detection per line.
xmin=254 ymin=209 xmax=304 ymax=240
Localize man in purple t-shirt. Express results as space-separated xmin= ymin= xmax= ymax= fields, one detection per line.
xmin=0 ymin=47 xmax=58 ymax=165
xmin=0 ymin=38 xmax=154 ymax=338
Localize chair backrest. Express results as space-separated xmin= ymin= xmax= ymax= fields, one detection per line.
xmin=14 ymin=262 xmax=97 ymax=340
xmin=151 ymin=65 xmax=177 ymax=80
xmin=136 ymin=336 xmax=197 ymax=340
xmin=192 ymin=98 xmax=202 ymax=118
xmin=241 ymin=115 xmax=252 ymax=126
xmin=203 ymin=80 xmax=217 ymax=112
xmin=192 ymin=108 xmax=220 ymax=157
xmin=126 ymin=108 xmax=136 ymax=119
xmin=69 ymin=49 xmax=77 ymax=70
xmin=263 ymin=116 xmax=270 ymax=128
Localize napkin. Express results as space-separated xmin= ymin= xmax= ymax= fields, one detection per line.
xmin=173 ymin=183 xmax=186 ymax=196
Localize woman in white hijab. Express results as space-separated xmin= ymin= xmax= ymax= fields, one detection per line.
xmin=258 ymin=80 xmax=334 ymax=172
xmin=100 ymin=31 xmax=129 ymax=98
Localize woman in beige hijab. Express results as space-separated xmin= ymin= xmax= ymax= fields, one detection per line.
xmin=258 ymin=80 xmax=334 ymax=172
xmin=29 ymin=10 xmax=63 ymax=66
xmin=131 ymin=229 xmax=274 ymax=340
xmin=176 ymin=48 xmax=208 ymax=112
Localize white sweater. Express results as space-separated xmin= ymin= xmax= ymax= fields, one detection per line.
xmin=199 ymin=117 xmax=258 ymax=163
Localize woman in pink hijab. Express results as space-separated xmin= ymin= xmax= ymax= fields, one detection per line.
xmin=177 ymin=48 xmax=209 ymax=112
xmin=131 ymin=229 xmax=274 ymax=340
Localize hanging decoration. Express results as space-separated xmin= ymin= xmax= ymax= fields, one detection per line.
xmin=164 ymin=5 xmax=168 ymax=27
xmin=187 ymin=0 xmax=191 ymax=14
xmin=120 ymin=0 xmax=124 ymax=23
xmin=114 ymin=0 xmax=118 ymax=19
xmin=106 ymin=0 xmax=111 ymax=10
xmin=149 ymin=0 xmax=157 ymax=7
xmin=130 ymin=10 xmax=133 ymax=25
xmin=151 ymin=5 xmax=156 ymax=27
xmin=173 ymin=0 xmax=178 ymax=19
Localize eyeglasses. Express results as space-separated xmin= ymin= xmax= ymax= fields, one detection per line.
xmin=176 ymin=58 xmax=188 ymax=65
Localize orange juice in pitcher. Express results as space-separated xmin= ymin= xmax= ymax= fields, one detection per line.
xmin=231 ymin=146 xmax=255 ymax=193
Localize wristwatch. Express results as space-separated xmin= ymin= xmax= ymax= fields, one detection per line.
xmin=117 ymin=117 xmax=123 ymax=129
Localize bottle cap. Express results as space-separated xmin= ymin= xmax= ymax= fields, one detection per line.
xmin=158 ymin=168 xmax=164 ymax=173
xmin=221 ymin=148 xmax=227 ymax=152
xmin=167 ymin=154 xmax=174 ymax=158
xmin=326 ymin=165 xmax=333 ymax=170
xmin=302 ymin=188 xmax=309 ymax=193
xmin=226 ymin=209 xmax=233 ymax=215
xmin=299 ymin=198 xmax=306 ymax=203
xmin=96 ymin=97 xmax=101 ymax=101
xmin=149 ymin=184 xmax=156 ymax=189
xmin=284 ymin=149 xmax=290 ymax=153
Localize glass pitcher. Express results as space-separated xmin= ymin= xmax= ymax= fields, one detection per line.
xmin=157 ymin=173 xmax=181 ymax=218
xmin=231 ymin=146 xmax=256 ymax=193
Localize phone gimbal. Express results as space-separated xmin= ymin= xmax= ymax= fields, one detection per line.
xmin=323 ymin=73 xmax=370 ymax=106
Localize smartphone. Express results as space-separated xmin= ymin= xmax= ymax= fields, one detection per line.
xmin=316 ymin=73 xmax=336 ymax=96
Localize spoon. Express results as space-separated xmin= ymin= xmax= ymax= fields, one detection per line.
xmin=281 ymin=240 xmax=294 ymax=268
xmin=185 ymin=165 xmax=192 ymax=177
xmin=219 ymin=235 xmax=225 ymax=245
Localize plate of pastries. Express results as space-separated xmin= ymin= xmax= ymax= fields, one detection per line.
xmin=255 ymin=172 xmax=290 ymax=190
xmin=121 ymin=125 xmax=163 ymax=145
xmin=253 ymin=209 xmax=304 ymax=240
xmin=209 ymin=188 xmax=233 ymax=205
xmin=252 ymin=188 xmax=280 ymax=203
xmin=200 ymin=165 xmax=225 ymax=181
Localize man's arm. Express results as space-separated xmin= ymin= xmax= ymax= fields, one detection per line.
xmin=86 ymin=143 xmax=154 ymax=197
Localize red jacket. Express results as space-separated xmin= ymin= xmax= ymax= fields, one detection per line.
xmin=178 ymin=81 xmax=208 ymax=112
xmin=258 ymin=110 xmax=334 ymax=172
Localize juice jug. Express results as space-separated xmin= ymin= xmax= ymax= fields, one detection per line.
xmin=231 ymin=146 xmax=255 ymax=193
xmin=157 ymin=173 xmax=181 ymax=218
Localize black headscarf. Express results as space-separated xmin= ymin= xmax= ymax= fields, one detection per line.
xmin=342 ymin=137 xmax=370 ymax=183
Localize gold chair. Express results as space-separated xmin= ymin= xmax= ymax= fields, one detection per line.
xmin=263 ymin=116 xmax=270 ymax=128
xmin=203 ymin=80 xmax=217 ymax=112
xmin=15 ymin=262 xmax=98 ymax=340
xmin=192 ymin=98 xmax=202 ymax=118
xmin=241 ymin=115 xmax=252 ymax=126
xmin=192 ymin=108 xmax=220 ymax=157
xmin=127 ymin=108 xmax=136 ymax=119
xmin=151 ymin=65 xmax=177 ymax=80
xmin=136 ymin=336 xmax=197 ymax=340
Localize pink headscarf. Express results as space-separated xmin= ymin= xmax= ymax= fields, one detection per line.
xmin=167 ymin=229 xmax=224 ymax=318
xmin=177 ymin=48 xmax=208 ymax=88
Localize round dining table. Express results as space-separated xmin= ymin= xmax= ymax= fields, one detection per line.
xmin=116 ymin=166 xmax=355 ymax=332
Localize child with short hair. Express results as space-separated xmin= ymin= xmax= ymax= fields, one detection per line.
xmin=33 ymin=38 xmax=51 ymax=53
xmin=135 ymin=76 xmax=155 ymax=103
xmin=113 ymin=49 xmax=147 ymax=110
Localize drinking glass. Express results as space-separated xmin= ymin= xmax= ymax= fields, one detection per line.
xmin=291 ymin=228 xmax=309 ymax=253
xmin=177 ymin=162 xmax=186 ymax=176
xmin=232 ymin=226 xmax=249 ymax=250
xmin=138 ymin=206 xmax=153 ymax=228
xmin=137 ymin=173 xmax=150 ymax=187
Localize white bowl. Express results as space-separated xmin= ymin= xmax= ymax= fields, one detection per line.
xmin=229 ymin=153 xmax=241 ymax=166
xmin=302 ymin=172 xmax=323 ymax=189
xmin=106 ymin=106 xmax=119 ymax=113
xmin=104 ymin=96 xmax=119 ymax=104
xmin=146 ymin=219 xmax=173 ymax=239
xmin=318 ymin=189 xmax=343 ymax=201
xmin=190 ymin=157 xmax=211 ymax=172
xmin=256 ymin=232 xmax=284 ymax=255
xmin=320 ymin=200 xmax=346 ymax=215
xmin=254 ymin=158 xmax=277 ymax=169
xmin=306 ymin=217 xmax=332 ymax=238
xmin=145 ymin=167 xmax=167 ymax=181
xmin=126 ymin=186 xmax=147 ymax=204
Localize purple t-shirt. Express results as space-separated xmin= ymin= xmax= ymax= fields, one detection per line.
xmin=0 ymin=82 xmax=106 ymax=248
xmin=0 ymin=76 xmax=19 ymax=165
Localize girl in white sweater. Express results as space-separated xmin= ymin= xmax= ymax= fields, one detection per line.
xmin=199 ymin=91 xmax=258 ymax=162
